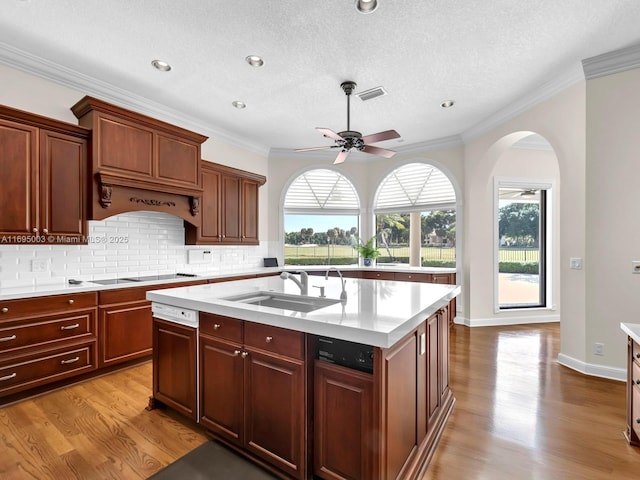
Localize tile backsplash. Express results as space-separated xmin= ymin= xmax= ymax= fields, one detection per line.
xmin=0 ymin=212 xmax=269 ymax=288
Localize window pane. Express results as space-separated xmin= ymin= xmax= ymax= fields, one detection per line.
xmin=498 ymin=188 xmax=546 ymax=308
xmin=375 ymin=209 xmax=456 ymax=266
xmin=284 ymin=214 xmax=359 ymax=266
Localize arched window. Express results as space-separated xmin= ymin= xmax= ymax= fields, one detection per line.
xmin=283 ymin=169 xmax=360 ymax=266
xmin=374 ymin=163 xmax=456 ymax=266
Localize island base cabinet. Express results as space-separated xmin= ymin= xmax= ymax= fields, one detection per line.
xmin=625 ymin=337 xmax=640 ymax=446
xmin=151 ymin=318 xmax=197 ymax=421
xmin=314 ymin=360 xmax=374 ymax=480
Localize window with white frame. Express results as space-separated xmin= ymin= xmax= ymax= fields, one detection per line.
xmin=374 ymin=163 xmax=456 ymax=266
xmin=283 ymin=169 xmax=360 ymax=266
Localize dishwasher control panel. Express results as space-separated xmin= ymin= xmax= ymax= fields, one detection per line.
xmin=151 ymin=303 xmax=198 ymax=327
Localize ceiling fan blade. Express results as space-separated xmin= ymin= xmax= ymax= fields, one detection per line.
xmin=362 ymin=145 xmax=396 ymax=158
xmin=317 ymin=127 xmax=344 ymax=141
xmin=361 ymin=129 xmax=401 ymax=144
xmin=294 ymin=145 xmax=339 ymax=152
xmin=333 ymin=150 xmax=350 ymax=164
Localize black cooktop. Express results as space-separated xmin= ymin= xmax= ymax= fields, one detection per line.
xmin=91 ymin=273 xmax=197 ymax=285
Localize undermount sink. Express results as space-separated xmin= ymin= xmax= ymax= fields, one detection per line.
xmin=223 ymin=291 xmax=340 ymax=313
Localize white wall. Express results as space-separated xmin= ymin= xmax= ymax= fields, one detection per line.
xmin=585 ymin=67 xmax=640 ymax=374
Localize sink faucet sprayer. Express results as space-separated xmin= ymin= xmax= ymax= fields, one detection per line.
xmin=325 ymin=267 xmax=348 ymax=302
xmin=280 ymin=271 xmax=309 ymax=295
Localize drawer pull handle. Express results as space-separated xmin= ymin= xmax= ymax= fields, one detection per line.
xmin=61 ymin=323 xmax=80 ymax=331
xmin=636 ymin=418 xmax=640 ymax=424
xmin=1 ymin=307 xmax=8 ymax=313
xmin=68 ymin=299 xmax=75 ymax=305
xmin=0 ymin=373 xmax=17 ymax=381
xmin=241 ymin=351 xmax=249 ymax=358
xmin=233 ymin=350 xmax=241 ymax=356
xmin=60 ymin=356 xmax=80 ymax=365
xmin=214 ymin=324 xmax=221 ymax=330
xmin=636 ymin=353 xmax=640 ymax=359
xmin=0 ymin=334 xmax=17 ymax=342
xmin=266 ymin=336 xmax=273 ymax=343
xmin=636 ymin=379 xmax=640 ymax=385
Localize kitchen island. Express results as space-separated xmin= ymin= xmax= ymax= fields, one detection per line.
xmin=147 ymin=274 xmax=460 ymax=480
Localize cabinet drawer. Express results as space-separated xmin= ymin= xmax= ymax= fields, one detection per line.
xmin=431 ymin=273 xmax=453 ymax=284
xmin=633 ymin=385 xmax=640 ymax=441
xmin=200 ymin=312 xmax=243 ymax=343
xmin=394 ymin=272 xmax=429 ymax=283
xmin=0 ymin=292 xmax=97 ymax=320
xmin=0 ymin=310 xmax=96 ymax=355
xmin=244 ymin=322 xmax=304 ymax=360
xmin=0 ymin=343 xmax=96 ymax=396
xmin=362 ymin=271 xmax=395 ymax=280
xmin=632 ymin=340 xmax=640 ymax=364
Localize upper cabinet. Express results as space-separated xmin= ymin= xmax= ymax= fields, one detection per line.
xmin=0 ymin=105 xmax=89 ymax=244
xmin=71 ymin=96 xmax=208 ymax=225
xmin=185 ymin=161 xmax=266 ymax=245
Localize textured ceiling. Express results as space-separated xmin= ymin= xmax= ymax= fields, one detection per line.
xmin=1 ymin=0 xmax=640 ymax=157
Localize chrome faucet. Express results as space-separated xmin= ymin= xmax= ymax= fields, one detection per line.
xmin=280 ymin=271 xmax=309 ymax=295
xmin=325 ymin=267 xmax=347 ymax=301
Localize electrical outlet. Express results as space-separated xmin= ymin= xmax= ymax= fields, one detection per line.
xmin=31 ymin=259 xmax=50 ymax=272
xmin=594 ymin=342 xmax=604 ymax=356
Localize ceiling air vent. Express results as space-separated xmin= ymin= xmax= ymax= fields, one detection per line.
xmin=355 ymin=86 xmax=387 ymax=101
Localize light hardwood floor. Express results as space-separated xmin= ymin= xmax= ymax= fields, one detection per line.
xmin=1 ymin=323 xmax=639 ymax=479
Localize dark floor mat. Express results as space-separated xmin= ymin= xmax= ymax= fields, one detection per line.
xmin=148 ymin=441 xmax=279 ymax=480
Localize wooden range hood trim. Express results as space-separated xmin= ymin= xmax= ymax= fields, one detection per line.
xmin=97 ymin=171 xmax=203 ymax=217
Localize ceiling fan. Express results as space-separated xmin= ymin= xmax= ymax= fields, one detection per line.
xmin=295 ymin=81 xmax=401 ymax=164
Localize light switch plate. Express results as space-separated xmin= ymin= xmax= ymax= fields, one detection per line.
xmin=632 ymin=261 xmax=640 ymax=274
xmin=569 ymin=257 xmax=582 ymax=270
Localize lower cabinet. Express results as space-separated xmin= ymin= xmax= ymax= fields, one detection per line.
xmin=626 ymin=337 xmax=640 ymax=446
xmin=199 ymin=312 xmax=306 ymax=480
xmin=314 ymin=360 xmax=374 ymax=480
xmin=152 ymin=318 xmax=197 ymax=420
xmin=0 ymin=292 xmax=98 ymax=402
xmin=313 ymin=307 xmax=452 ymax=480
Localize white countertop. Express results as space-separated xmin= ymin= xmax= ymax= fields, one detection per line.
xmin=621 ymin=323 xmax=640 ymax=344
xmin=0 ymin=265 xmax=455 ymax=301
xmin=147 ymin=276 xmax=460 ymax=348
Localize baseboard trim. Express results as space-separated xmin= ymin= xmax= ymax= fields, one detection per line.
xmin=454 ymin=313 xmax=559 ymax=327
xmin=557 ymin=353 xmax=626 ymax=382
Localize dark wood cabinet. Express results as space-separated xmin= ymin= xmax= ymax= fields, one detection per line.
xmin=199 ymin=313 xmax=306 ymax=479
xmin=314 ymin=360 xmax=374 ymax=480
xmin=152 ymin=318 xmax=197 ymax=420
xmin=0 ymin=293 xmax=97 ymax=400
xmin=625 ymin=337 xmax=640 ymax=446
xmin=313 ymin=307 xmax=453 ymax=480
xmin=0 ymin=105 xmax=89 ymax=243
xmin=186 ymin=161 xmax=266 ymax=245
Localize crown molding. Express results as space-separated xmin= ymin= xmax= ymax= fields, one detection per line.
xmin=582 ymin=42 xmax=640 ymax=80
xmin=460 ymin=63 xmax=585 ymax=144
xmin=0 ymin=41 xmax=269 ymax=157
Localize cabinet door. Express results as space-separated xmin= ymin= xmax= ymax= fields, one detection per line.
xmin=40 ymin=130 xmax=87 ymax=240
xmin=199 ymin=166 xmax=222 ymax=242
xmin=314 ymin=360 xmax=373 ymax=480
xmin=439 ymin=307 xmax=450 ymax=404
xmin=95 ymin=113 xmax=153 ymax=177
xmin=0 ymin=118 xmax=38 ymax=236
xmin=221 ymin=174 xmax=241 ymax=242
xmin=152 ymin=319 xmax=197 ymax=420
xmin=99 ymin=302 xmax=152 ymax=368
xmin=427 ymin=313 xmax=440 ymax=427
xmin=241 ymin=179 xmax=259 ymax=244
xmin=199 ymin=336 xmax=244 ymax=446
xmin=155 ymin=132 xmax=200 ymax=187
xmin=244 ymin=348 xmax=305 ymax=480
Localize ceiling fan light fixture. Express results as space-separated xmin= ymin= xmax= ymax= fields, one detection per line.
xmin=245 ymin=55 xmax=264 ymax=67
xmin=151 ymin=59 xmax=172 ymax=72
xmin=356 ymin=0 xmax=378 ymax=14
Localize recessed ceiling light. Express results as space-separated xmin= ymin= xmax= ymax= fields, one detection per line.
xmin=151 ymin=59 xmax=172 ymax=72
xmin=232 ymin=101 xmax=247 ymax=109
xmin=441 ymin=100 xmax=455 ymax=108
xmin=356 ymin=0 xmax=378 ymax=14
xmin=245 ymin=55 xmax=264 ymax=67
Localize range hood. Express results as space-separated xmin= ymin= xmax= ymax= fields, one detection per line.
xmin=71 ymin=96 xmax=208 ymax=225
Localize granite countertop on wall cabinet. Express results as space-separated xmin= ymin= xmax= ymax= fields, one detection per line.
xmin=0 ymin=265 xmax=455 ymax=301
